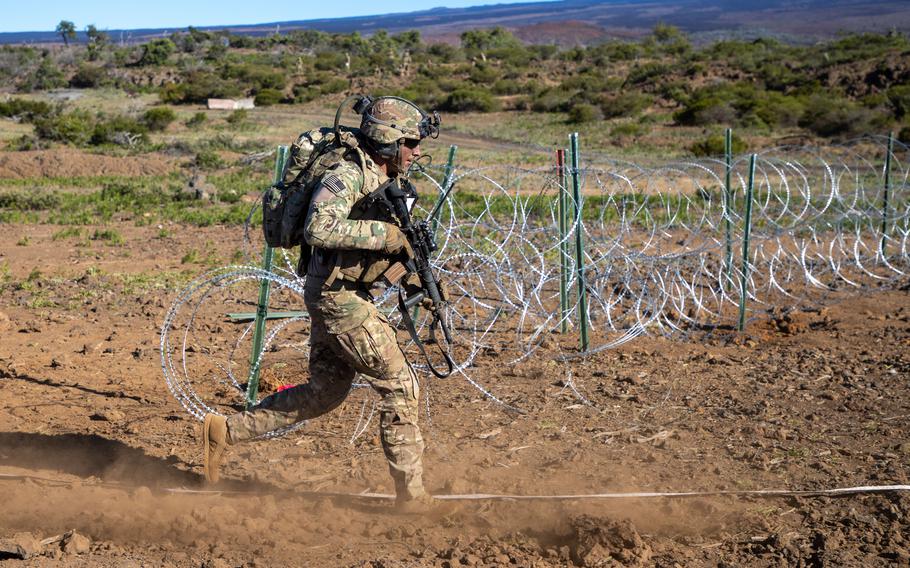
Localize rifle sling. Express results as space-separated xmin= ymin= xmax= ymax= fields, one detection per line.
xmin=396 ymin=289 xmax=454 ymax=379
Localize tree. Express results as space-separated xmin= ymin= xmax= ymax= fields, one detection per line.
xmin=56 ymin=20 xmax=76 ymax=46
xmin=85 ymin=24 xmax=108 ymax=60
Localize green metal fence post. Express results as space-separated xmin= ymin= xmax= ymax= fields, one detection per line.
xmin=724 ymin=128 xmax=734 ymax=288
xmin=569 ymin=133 xmax=589 ymax=351
xmin=246 ymin=145 xmax=289 ymax=409
xmin=556 ymin=149 xmax=569 ymax=334
xmin=881 ymin=132 xmax=894 ymax=257
xmin=737 ymin=154 xmax=756 ymax=333
xmin=431 ymin=144 xmax=458 ymax=236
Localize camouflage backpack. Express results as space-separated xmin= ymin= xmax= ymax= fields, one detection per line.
xmin=262 ymin=126 xmax=365 ymax=250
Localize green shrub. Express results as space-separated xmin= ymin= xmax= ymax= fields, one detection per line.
xmin=33 ymin=111 xmax=94 ymax=145
xmin=491 ymin=79 xmax=523 ymax=95
xmin=159 ymin=71 xmax=243 ymax=104
xmin=254 ymin=88 xmax=283 ymax=106
xmin=887 ymin=85 xmax=910 ymax=120
xmin=0 ymin=98 xmax=52 ymax=122
xmin=185 ymin=112 xmax=207 ymax=127
xmin=690 ymin=132 xmax=747 ymax=157
xmin=799 ymin=96 xmax=877 ymax=138
xmin=314 ymin=51 xmax=346 ymax=71
xmin=70 ymin=64 xmax=108 ymax=88
xmin=531 ymin=88 xmax=572 ymax=112
xmin=142 ymin=107 xmax=177 ymax=131
xmin=468 ymin=64 xmax=499 ymax=85
xmin=195 ymin=149 xmax=225 ymax=169
xmin=600 ymin=92 xmax=651 ymax=119
xmin=752 ymin=92 xmax=804 ymax=128
xmin=625 ymin=62 xmax=670 ymax=86
xmin=0 ymin=191 xmax=61 ymax=210
xmin=898 ymin=125 xmax=910 ymax=144
xmin=318 ymin=78 xmax=348 ymax=95
xmin=442 ymin=88 xmax=500 ymax=112
xmin=226 ymin=109 xmax=248 ymax=125
xmin=139 ymin=38 xmax=176 ymax=66
xmin=91 ymin=228 xmax=124 ymax=246
xmin=568 ymin=103 xmax=603 ymax=124
xmin=223 ymin=63 xmax=286 ymax=91
xmin=20 ymin=58 xmax=66 ymax=91
xmin=90 ymin=115 xmax=148 ymax=146
xmin=675 ymin=95 xmax=737 ymax=126
xmin=610 ymin=122 xmax=648 ymax=139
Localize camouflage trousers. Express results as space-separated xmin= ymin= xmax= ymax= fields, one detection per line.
xmin=226 ymin=284 xmax=426 ymax=500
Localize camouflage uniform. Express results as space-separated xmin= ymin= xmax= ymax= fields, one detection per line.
xmin=226 ymin=127 xmax=427 ymax=500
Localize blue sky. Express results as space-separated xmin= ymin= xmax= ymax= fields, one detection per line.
xmin=1 ymin=1 xmax=541 ymax=33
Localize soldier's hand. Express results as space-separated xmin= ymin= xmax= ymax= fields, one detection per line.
xmin=382 ymin=225 xmax=414 ymax=258
xmin=436 ymin=278 xmax=450 ymax=303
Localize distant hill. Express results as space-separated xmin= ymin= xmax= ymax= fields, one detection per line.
xmin=4 ymin=0 xmax=910 ymax=45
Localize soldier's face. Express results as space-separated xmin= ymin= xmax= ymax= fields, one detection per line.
xmin=395 ymin=138 xmax=421 ymax=174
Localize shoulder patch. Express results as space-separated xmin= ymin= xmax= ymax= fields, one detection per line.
xmin=321 ymin=173 xmax=346 ymax=196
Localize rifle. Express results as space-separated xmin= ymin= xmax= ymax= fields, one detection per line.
xmin=367 ymin=176 xmax=456 ymax=378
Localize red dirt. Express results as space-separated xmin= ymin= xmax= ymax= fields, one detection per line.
xmin=1 ymin=222 xmax=909 ymax=567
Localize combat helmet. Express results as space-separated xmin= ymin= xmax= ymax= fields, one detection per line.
xmin=347 ymin=95 xmax=440 ymax=159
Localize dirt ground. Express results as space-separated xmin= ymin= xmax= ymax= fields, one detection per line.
xmin=1 ymin=221 xmax=909 ymax=567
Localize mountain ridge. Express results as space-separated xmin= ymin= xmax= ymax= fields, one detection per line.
xmin=2 ymin=0 xmax=909 ymax=45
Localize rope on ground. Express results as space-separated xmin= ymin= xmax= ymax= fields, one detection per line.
xmin=3 ymin=473 xmax=905 ymax=501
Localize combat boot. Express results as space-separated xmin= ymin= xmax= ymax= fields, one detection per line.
xmin=203 ymin=413 xmax=232 ymax=483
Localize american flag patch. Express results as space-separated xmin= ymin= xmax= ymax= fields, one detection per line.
xmin=322 ymin=174 xmax=346 ymax=195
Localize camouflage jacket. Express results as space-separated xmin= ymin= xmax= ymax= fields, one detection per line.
xmin=302 ymin=144 xmax=400 ymax=286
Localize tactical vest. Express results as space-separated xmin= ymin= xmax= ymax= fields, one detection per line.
xmin=298 ymin=132 xmax=401 ymax=288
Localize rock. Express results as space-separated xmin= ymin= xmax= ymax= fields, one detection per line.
xmin=62 ymin=530 xmax=91 ymax=554
xmin=570 ymin=516 xmax=652 ymax=567
xmin=91 ymin=409 xmax=126 ymax=422
xmin=0 ymin=532 xmax=40 ymax=559
xmin=201 ymin=558 xmax=230 ymax=568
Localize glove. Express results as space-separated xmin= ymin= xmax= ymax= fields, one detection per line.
xmin=382 ymin=225 xmax=414 ymax=258
xmin=404 ymin=273 xmax=449 ymax=310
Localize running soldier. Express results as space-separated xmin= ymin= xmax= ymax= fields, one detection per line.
xmin=202 ymin=96 xmax=441 ymax=508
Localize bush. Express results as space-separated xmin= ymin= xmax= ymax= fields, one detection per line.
xmin=314 ymin=51 xmax=346 ymax=71
xmin=610 ymin=122 xmax=648 ymax=139
xmin=887 ymin=85 xmax=910 ymax=120
xmin=185 ymin=112 xmax=207 ymax=127
xmin=675 ymin=95 xmax=737 ymax=126
xmin=70 ymin=63 xmax=109 ymax=88
xmin=0 ymin=98 xmax=52 ymax=122
xmin=139 ymin=38 xmax=176 ymax=66
xmin=90 ymin=115 xmax=148 ymax=146
xmin=441 ymin=88 xmax=500 ymax=112
xmin=33 ymin=111 xmax=94 ymax=145
xmin=491 ymin=79 xmax=523 ymax=95
xmin=690 ymin=132 xmax=747 ymax=157
xmin=254 ymin=88 xmax=283 ymax=106
xmin=318 ymin=78 xmax=348 ymax=95
xmin=601 ymin=92 xmax=651 ymax=119
xmin=799 ymin=96 xmax=877 ymax=138
xmin=567 ymin=103 xmax=603 ymax=124
xmin=531 ymin=88 xmax=572 ymax=112
xmin=468 ymin=64 xmax=499 ymax=85
xmin=159 ymin=72 xmax=244 ymax=104
xmin=195 ymin=149 xmax=226 ymax=170
xmin=898 ymin=125 xmax=910 ymax=145
xmin=223 ymin=63 xmax=286 ymax=91
xmin=142 ymin=107 xmax=177 ymax=131
xmin=20 ymin=58 xmax=66 ymax=91
xmin=226 ymin=109 xmax=248 ymax=125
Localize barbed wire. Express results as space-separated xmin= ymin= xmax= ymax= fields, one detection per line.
xmin=160 ymin=136 xmax=909 ymax=435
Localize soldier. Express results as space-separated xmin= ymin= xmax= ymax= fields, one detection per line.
xmin=202 ymin=96 xmax=439 ymax=509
